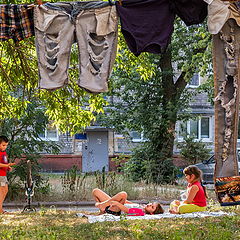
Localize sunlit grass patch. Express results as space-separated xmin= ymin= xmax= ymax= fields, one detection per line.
xmin=0 ymin=210 xmax=239 ymax=239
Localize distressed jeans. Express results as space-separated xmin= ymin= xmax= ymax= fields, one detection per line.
xmin=34 ymin=1 xmax=118 ymax=93
xmin=213 ymin=19 xmax=240 ymax=178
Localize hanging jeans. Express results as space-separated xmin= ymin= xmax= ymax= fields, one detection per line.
xmin=34 ymin=1 xmax=118 ymax=93
xmin=213 ymin=18 xmax=240 ymax=205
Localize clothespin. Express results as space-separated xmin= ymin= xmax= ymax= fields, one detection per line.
xmin=119 ymin=0 xmax=122 ymax=6
xmin=37 ymin=0 xmax=43 ymax=5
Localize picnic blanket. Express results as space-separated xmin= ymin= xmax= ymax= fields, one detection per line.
xmin=77 ymin=211 xmax=236 ymax=223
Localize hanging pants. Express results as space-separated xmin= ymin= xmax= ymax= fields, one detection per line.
xmin=34 ymin=1 xmax=118 ymax=93
xmin=212 ymin=18 xmax=240 ymax=205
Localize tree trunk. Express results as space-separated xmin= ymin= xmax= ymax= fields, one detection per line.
xmin=158 ymin=48 xmax=187 ymax=160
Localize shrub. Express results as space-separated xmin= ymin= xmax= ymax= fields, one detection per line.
xmin=177 ymin=135 xmax=211 ymax=165
xmin=123 ymin=143 xmax=178 ymax=184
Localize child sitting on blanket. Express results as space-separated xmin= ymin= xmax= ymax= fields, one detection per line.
xmin=92 ymin=188 xmax=164 ymax=216
xmin=169 ymin=165 xmax=207 ymax=214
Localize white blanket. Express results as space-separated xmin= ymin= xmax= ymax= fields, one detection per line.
xmin=77 ymin=211 xmax=235 ymax=223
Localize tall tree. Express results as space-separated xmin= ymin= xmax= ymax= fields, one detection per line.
xmin=99 ymin=20 xmax=213 ymax=183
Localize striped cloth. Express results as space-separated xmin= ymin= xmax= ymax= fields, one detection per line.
xmin=0 ymin=4 xmax=35 ymax=42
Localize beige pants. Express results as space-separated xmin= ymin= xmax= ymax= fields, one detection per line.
xmin=212 ymin=19 xmax=240 ymax=178
xmin=0 ymin=177 xmax=8 ymax=213
xmin=34 ymin=2 xmax=118 ymax=93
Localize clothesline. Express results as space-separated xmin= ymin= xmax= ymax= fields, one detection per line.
xmin=36 ymin=0 xmax=122 ymax=6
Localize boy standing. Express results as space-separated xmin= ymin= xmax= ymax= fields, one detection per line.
xmin=0 ymin=136 xmax=15 ymax=214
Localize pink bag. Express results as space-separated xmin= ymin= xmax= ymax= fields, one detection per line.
xmin=128 ymin=208 xmax=145 ymax=216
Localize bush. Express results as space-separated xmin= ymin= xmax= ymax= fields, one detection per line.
xmin=123 ymin=143 xmax=178 ymax=184
xmin=177 ymin=135 xmax=211 ymax=165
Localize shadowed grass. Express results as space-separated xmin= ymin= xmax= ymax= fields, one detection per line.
xmin=0 ymin=209 xmax=239 ymax=240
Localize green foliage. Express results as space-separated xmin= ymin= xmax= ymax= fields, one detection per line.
xmin=111 ymin=154 xmax=129 ymax=172
xmin=61 ymin=166 xmax=87 ymax=199
xmin=94 ymin=167 xmax=117 ymax=193
xmin=123 ymin=143 xmax=178 ymax=184
xmin=178 ymin=135 xmax=211 ymax=165
xmin=0 ymin=101 xmax=61 ymax=200
xmin=98 ymin=19 xmax=213 ymax=183
xmin=0 ymin=0 xmax=108 ymax=135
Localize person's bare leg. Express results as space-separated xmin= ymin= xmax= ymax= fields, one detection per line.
xmin=92 ymin=188 xmax=111 ymax=202
xmin=0 ymin=185 xmax=8 ymax=214
xmin=96 ymin=191 xmax=127 ymax=210
xmin=92 ymin=188 xmax=127 ymax=213
xmin=92 ymin=188 xmax=112 ymax=213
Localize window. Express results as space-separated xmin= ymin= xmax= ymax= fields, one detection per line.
xmin=39 ymin=125 xmax=59 ymax=141
xmin=177 ymin=117 xmax=211 ymax=141
xmin=129 ymin=131 xmax=145 ymax=142
xmin=178 ymin=122 xmax=187 ymax=139
xmin=188 ymin=73 xmax=200 ymax=87
xmin=190 ymin=119 xmax=198 ymax=138
xmin=201 ymin=117 xmax=210 ymax=138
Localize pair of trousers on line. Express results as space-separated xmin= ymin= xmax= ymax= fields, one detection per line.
xmin=34 ymin=1 xmax=118 ymax=93
xmin=212 ymin=19 xmax=240 ymax=179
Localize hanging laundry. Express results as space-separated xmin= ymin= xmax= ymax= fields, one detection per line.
xmin=0 ymin=4 xmax=35 ymax=42
xmin=215 ymin=176 xmax=240 ymax=206
xmin=211 ymin=15 xmax=240 ymax=205
xmin=116 ymin=0 xmax=175 ymax=56
xmin=169 ymin=0 xmax=208 ymax=26
xmin=34 ymin=1 xmax=118 ymax=93
xmin=207 ymin=0 xmax=240 ymax=34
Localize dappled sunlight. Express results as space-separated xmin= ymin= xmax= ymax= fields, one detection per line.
xmin=0 ymin=210 xmax=88 ymax=227
xmin=0 ymin=210 xmax=239 ymax=239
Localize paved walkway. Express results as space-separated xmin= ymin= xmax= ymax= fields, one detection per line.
xmin=3 ymin=200 xmax=171 ymax=213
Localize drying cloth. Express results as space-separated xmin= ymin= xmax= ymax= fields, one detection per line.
xmin=215 ymin=176 xmax=240 ymax=206
xmin=169 ymin=0 xmax=207 ymax=26
xmin=34 ymin=1 xmax=118 ymax=93
xmin=116 ymin=0 xmax=175 ymax=56
xmin=207 ymin=0 xmax=240 ymax=34
xmin=77 ymin=211 xmax=236 ymax=223
xmin=0 ymin=4 xmax=34 ymax=42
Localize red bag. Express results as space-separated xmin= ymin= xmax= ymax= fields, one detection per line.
xmin=128 ymin=208 xmax=145 ymax=216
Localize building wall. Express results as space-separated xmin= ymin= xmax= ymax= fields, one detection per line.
xmin=39 ymin=154 xmax=124 ymax=172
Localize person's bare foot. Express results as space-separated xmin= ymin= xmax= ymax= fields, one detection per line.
xmin=169 ymin=209 xmax=179 ymax=214
xmin=0 ymin=210 xmax=8 ymax=214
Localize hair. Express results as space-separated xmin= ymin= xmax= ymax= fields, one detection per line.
xmin=0 ymin=136 xmax=9 ymax=144
xmin=183 ymin=165 xmax=208 ymax=198
xmin=145 ymin=202 xmax=164 ymax=215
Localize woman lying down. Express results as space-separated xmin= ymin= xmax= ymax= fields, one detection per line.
xmin=92 ymin=188 xmax=164 ymax=216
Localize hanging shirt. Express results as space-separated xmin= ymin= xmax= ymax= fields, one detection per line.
xmin=0 ymin=4 xmax=35 ymax=42
xmin=169 ymin=0 xmax=208 ymax=26
xmin=116 ymin=0 xmax=175 ymax=56
xmin=207 ymin=0 xmax=240 ymax=34
xmin=0 ymin=151 xmax=8 ymax=177
xmin=187 ymin=181 xmax=207 ymax=207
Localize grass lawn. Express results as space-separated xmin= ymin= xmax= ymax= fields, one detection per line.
xmin=0 ymin=209 xmax=239 ymax=240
